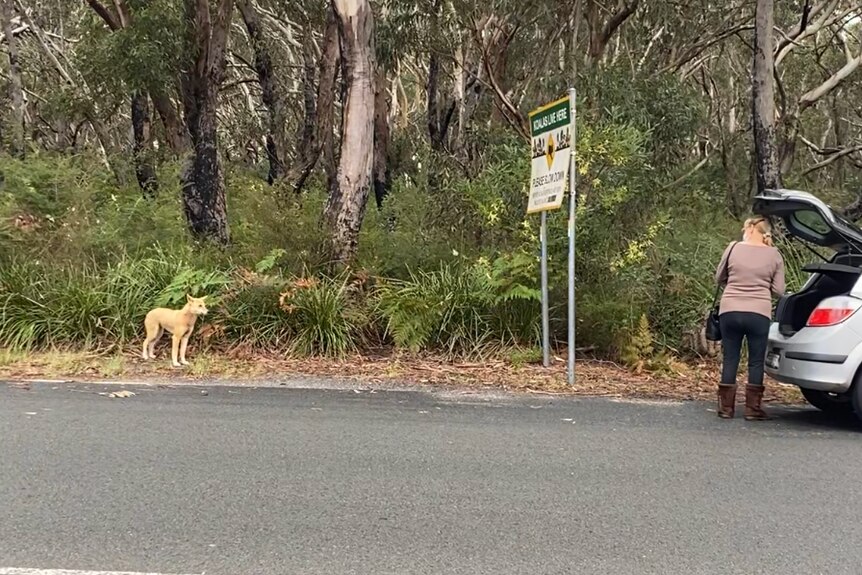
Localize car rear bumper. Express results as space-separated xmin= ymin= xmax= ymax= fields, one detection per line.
xmin=765 ymin=323 xmax=862 ymax=393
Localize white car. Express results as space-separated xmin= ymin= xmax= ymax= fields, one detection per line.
xmin=754 ymin=189 xmax=862 ymax=418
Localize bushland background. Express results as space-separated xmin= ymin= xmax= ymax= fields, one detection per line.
xmin=0 ymin=0 xmax=857 ymax=398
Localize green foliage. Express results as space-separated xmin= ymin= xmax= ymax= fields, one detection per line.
xmin=507 ymin=346 xmax=544 ymax=368
xmin=218 ymin=272 xmax=293 ymax=349
xmin=376 ymin=261 xmax=539 ymax=357
xmin=578 ymin=64 xmax=703 ymax=166
xmin=577 ymin=293 xmax=642 ymax=358
xmin=255 ymin=248 xmax=288 ymax=274
xmin=7 ymin=0 xmax=862 ymax=373
xmin=0 ymin=255 xmax=181 ymax=350
xmin=77 ymin=0 xmax=185 ymax=96
xmin=155 ymin=268 xmax=231 ymax=307
xmin=620 ymin=314 xmax=654 ymax=372
xmin=376 ymin=265 xmax=494 ymax=355
xmin=278 ymin=276 xmax=368 ymax=357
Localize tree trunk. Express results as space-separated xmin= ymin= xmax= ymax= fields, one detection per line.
xmin=831 ymin=95 xmax=846 ymax=190
xmin=1 ymin=0 xmax=25 ymax=158
xmin=285 ymin=8 xmax=340 ymax=195
xmin=283 ymin=26 xmax=319 ymax=192
xmin=452 ymin=40 xmax=467 ymax=150
xmin=373 ymin=65 xmax=391 ymax=209
xmin=324 ymin=0 xmax=376 ymax=266
xmin=151 ymin=90 xmax=188 ymax=154
xmin=426 ymin=0 xmax=449 ymax=151
xmin=131 ymin=90 xmax=158 ymax=198
xmin=584 ymin=0 xmax=639 ymax=66
xmin=428 ymin=48 xmax=442 ymax=149
xmin=236 ymin=0 xmax=286 ymax=184
xmin=180 ymin=0 xmax=233 ymax=246
xmin=752 ymin=0 xmax=781 ymax=193
xmin=181 ymin=104 xmax=229 ymax=244
xmin=84 ymin=110 xmax=125 ymax=184
xmin=571 ymin=0 xmax=581 ymax=81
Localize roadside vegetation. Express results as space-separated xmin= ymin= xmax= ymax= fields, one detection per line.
xmin=1 ymin=1 xmax=858 ymax=390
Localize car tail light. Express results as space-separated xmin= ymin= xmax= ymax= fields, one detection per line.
xmin=807 ymin=296 xmax=862 ymax=327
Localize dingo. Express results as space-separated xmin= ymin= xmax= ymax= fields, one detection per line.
xmin=142 ymin=295 xmax=209 ymax=368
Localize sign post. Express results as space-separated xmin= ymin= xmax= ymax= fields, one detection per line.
xmin=528 ymin=96 xmax=572 ymax=368
xmin=540 ymin=211 xmax=549 ymax=367
xmin=567 ymin=88 xmax=576 ymax=386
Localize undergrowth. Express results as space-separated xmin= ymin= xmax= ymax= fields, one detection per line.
xmin=0 ymin=105 xmax=807 ymax=370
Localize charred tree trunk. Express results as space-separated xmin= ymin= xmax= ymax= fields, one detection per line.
xmin=131 ymin=91 xmax=158 ymax=198
xmin=237 ymin=0 xmax=286 ymax=184
xmin=425 ymin=0 xmax=453 ymax=151
xmin=373 ymin=65 xmax=391 ymax=209
xmin=427 ymin=62 xmax=456 ymax=152
xmin=427 ymin=48 xmax=442 ymax=150
xmin=285 ymin=9 xmax=340 ymax=195
xmin=2 ymin=0 xmax=25 ymax=158
xmin=180 ymin=0 xmax=233 ymax=246
xmin=324 ymin=0 xmax=376 ymax=266
xmin=752 ymin=0 xmax=781 ymax=193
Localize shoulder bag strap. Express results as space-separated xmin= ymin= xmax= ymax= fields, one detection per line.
xmin=712 ymin=242 xmax=738 ymax=307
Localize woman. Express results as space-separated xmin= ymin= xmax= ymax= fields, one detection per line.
xmin=714 ymin=217 xmax=785 ymax=420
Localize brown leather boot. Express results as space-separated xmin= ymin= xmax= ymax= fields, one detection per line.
xmin=744 ymin=385 xmax=770 ymax=421
xmin=717 ymin=384 xmax=737 ymax=419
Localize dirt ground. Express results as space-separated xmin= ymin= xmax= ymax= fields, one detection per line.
xmin=0 ymin=348 xmax=804 ymax=404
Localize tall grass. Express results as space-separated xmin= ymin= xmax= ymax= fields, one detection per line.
xmin=376 ymin=263 xmax=539 ymax=357
xmin=0 ymin=254 xmax=186 ymax=349
xmin=0 ymin=253 xmax=543 ymax=358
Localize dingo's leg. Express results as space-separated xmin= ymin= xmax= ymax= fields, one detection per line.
xmin=146 ymin=327 xmax=163 ymax=359
xmin=171 ymin=332 xmax=183 ymax=368
xmin=179 ymin=334 xmax=191 ymax=366
xmin=143 ymin=317 xmax=163 ymax=360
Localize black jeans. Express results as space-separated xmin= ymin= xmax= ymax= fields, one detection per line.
xmin=720 ymin=312 xmax=771 ymax=387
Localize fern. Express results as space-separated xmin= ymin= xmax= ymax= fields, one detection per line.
xmin=621 ymin=314 xmax=654 ymax=373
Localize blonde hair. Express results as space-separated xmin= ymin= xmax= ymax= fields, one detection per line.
xmin=745 ymin=217 xmax=773 ymax=247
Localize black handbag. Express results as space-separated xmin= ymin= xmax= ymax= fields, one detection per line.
xmin=705 ymin=242 xmax=738 ymax=342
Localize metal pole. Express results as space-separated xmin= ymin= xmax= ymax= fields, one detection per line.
xmin=541 ymin=209 xmax=550 ymax=368
xmin=567 ymin=87 xmax=576 ymax=386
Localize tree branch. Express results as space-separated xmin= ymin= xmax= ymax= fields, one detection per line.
xmin=470 ymin=16 xmax=528 ymax=141
xmin=14 ymin=0 xmax=74 ymax=85
xmin=775 ymin=0 xmax=855 ymax=68
xmin=660 ymin=23 xmax=754 ymax=75
xmin=801 ymin=144 xmax=862 ymax=177
xmin=112 ymin=0 xmax=130 ymax=28
xmin=85 ymin=0 xmax=121 ymax=30
xmin=600 ymin=0 xmax=639 ymax=47
xmin=799 ymin=48 xmax=862 ymax=112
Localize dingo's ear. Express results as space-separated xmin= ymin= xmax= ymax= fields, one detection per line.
xmin=186 ymin=294 xmax=193 ymax=302
xmin=200 ymin=295 xmax=208 ymax=301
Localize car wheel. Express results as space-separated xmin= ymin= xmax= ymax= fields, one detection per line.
xmin=852 ymin=380 xmax=862 ymax=421
xmin=801 ymin=388 xmax=854 ymax=416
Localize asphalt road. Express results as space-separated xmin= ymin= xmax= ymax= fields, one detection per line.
xmin=1 ymin=381 xmax=861 ymax=575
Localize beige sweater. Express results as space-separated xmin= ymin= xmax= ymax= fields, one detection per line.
xmin=715 ymin=242 xmax=785 ymax=319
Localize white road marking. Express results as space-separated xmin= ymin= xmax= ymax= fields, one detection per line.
xmin=0 ymin=569 xmax=199 ymax=575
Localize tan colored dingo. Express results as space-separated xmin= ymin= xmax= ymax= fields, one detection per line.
xmin=142 ymin=295 xmax=208 ymax=368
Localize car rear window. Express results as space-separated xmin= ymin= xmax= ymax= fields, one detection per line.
xmin=791 ymin=209 xmax=832 ymax=237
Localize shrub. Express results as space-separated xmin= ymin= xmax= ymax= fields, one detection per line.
xmin=278 ymin=274 xmax=369 ymax=357
xmin=376 ymin=260 xmax=540 ymax=357
xmin=0 ymin=256 xmax=176 ymax=349
xmin=211 ymin=269 xmax=293 ymax=349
